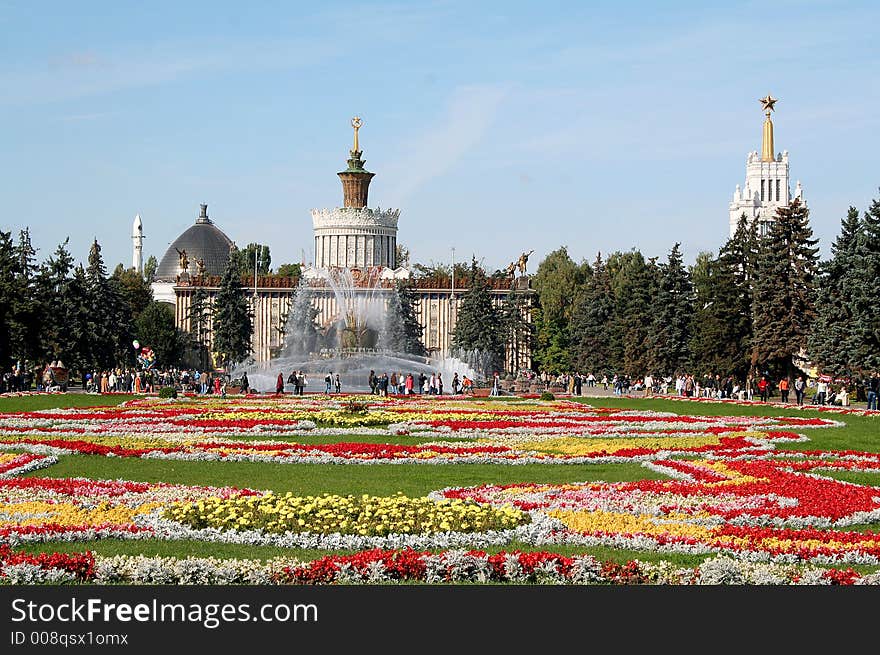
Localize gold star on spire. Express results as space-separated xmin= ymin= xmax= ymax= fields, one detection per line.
xmin=759 ymin=94 xmax=777 ymax=114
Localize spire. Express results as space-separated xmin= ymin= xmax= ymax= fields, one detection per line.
xmin=759 ymin=94 xmax=777 ymax=162
xmin=338 ymin=116 xmax=375 ymax=208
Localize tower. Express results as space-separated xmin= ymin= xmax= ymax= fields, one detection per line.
xmin=132 ymin=213 xmax=144 ymax=274
xmin=311 ymin=117 xmax=401 ymax=270
xmin=728 ymin=95 xmax=806 ymax=237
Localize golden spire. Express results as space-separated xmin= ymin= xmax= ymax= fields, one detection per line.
xmin=759 ymin=94 xmax=777 ymax=162
xmin=351 ymin=116 xmax=362 ymax=153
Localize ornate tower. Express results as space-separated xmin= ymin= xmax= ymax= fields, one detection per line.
xmin=337 ymin=117 xmax=376 ymax=209
xmin=728 ymin=95 xmax=806 ymax=237
xmin=132 ymin=213 xmax=144 ymax=274
xmin=311 ymin=117 xmax=400 ymax=270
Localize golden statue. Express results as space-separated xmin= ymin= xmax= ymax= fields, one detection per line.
xmin=759 ymin=94 xmax=777 ymax=162
xmin=504 ymin=261 xmax=517 ymax=277
xmin=517 ymin=250 xmax=534 ymax=276
xmin=351 ymin=116 xmax=363 ymax=152
xmin=175 ymin=248 xmax=189 ymax=272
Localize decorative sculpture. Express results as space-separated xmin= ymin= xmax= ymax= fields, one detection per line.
xmin=504 ymin=261 xmax=517 ymax=277
xmin=195 ymin=257 xmax=206 ymax=277
xmin=517 ymin=250 xmax=534 ymax=276
xmin=175 ymin=248 xmax=189 ymax=272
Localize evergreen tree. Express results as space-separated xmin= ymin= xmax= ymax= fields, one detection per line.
xmin=188 ymin=286 xmax=211 ymax=346
xmin=85 ymin=239 xmax=125 ymax=369
xmin=112 ymin=264 xmax=153 ymax=322
xmin=8 ymin=229 xmax=41 ymax=365
xmin=570 ymin=253 xmax=619 ymax=377
xmin=646 ymin=243 xmax=693 ymax=377
xmin=135 ymin=302 xmax=184 ymax=367
xmin=212 ymin=246 xmax=254 ymax=369
xmin=64 ymin=264 xmax=94 ymax=377
xmin=451 ymin=257 xmax=504 ymax=375
xmin=849 ymin=193 xmax=880 ymax=373
xmin=499 ymin=287 xmax=534 ymax=374
xmin=234 ymin=243 xmax=271 ymax=277
xmin=383 ymin=282 xmax=426 ymax=356
xmin=35 ymin=238 xmax=76 ymax=365
xmin=808 ymin=206 xmax=861 ymax=376
xmin=0 ymin=231 xmax=17 ymax=369
xmin=608 ymin=250 xmax=659 ymax=377
xmin=751 ymin=198 xmax=819 ymax=378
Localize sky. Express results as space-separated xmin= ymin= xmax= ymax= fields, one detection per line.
xmin=2 ymin=0 xmax=879 ymax=274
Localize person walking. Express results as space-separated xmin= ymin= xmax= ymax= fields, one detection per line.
xmin=276 ymin=372 xmax=284 ymax=395
xmin=779 ymin=377 xmax=790 ymax=403
xmin=325 ymin=372 xmax=333 ymax=394
xmin=405 ymin=373 xmax=414 ymax=395
xmin=816 ymin=378 xmax=828 ymax=405
xmin=334 ymin=373 xmax=341 ymax=394
xmin=240 ymin=371 xmax=249 ymax=395
xmin=794 ymin=375 xmax=805 ymax=405
xmin=757 ymin=375 xmax=769 ymax=402
xmin=437 ymin=372 xmax=443 ymax=395
xmin=867 ymin=374 xmax=879 ymax=411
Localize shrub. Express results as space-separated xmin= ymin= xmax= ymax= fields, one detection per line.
xmin=540 ymin=391 xmax=555 ymax=401
xmin=158 ymin=386 xmax=178 ymax=399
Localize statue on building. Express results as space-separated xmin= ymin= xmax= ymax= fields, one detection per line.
xmin=195 ymin=257 xmax=206 ymax=277
xmin=504 ymin=261 xmax=517 ymax=277
xmin=175 ymin=248 xmax=189 ymax=272
xmin=517 ymin=250 xmax=534 ymax=276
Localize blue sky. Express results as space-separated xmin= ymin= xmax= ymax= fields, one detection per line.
xmin=2 ymin=0 xmax=878 ymax=274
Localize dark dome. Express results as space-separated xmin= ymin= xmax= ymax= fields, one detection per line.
xmin=155 ymin=204 xmax=234 ymax=281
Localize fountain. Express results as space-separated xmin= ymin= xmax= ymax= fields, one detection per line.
xmin=236 ymin=270 xmax=486 ymax=393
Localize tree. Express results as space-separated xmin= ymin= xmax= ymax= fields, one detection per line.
xmin=188 ymin=286 xmax=211 ymax=346
xmin=451 ymin=257 xmax=504 ymax=375
xmin=608 ymin=250 xmax=659 ymax=377
xmin=135 ymin=302 xmax=184 ymax=367
xmin=570 ymin=252 xmax=618 ymax=377
xmin=382 ymin=282 xmax=426 ymax=356
xmin=848 ymin=192 xmax=880 ymax=373
xmin=276 ymin=263 xmax=302 ymax=278
xmin=751 ymin=199 xmax=819 ymax=378
xmin=0 ymin=231 xmax=17 ymax=369
xmin=8 ymin=229 xmax=42 ymax=365
xmin=646 ymin=243 xmax=693 ymax=377
xmin=808 ymin=206 xmax=861 ymax=376
xmin=531 ymin=246 xmax=588 ymax=372
xmin=500 ymin=288 xmax=534 ymax=374
xmin=212 ymin=246 xmax=254 ymax=369
xmin=85 ymin=239 xmax=125 ymax=369
xmin=234 ymin=243 xmax=271 ymax=277
xmin=395 ymin=243 xmax=410 ymax=268
xmin=143 ymin=255 xmax=158 ymax=283
xmin=35 ymin=238 xmax=76 ymax=365
xmin=111 ymin=264 xmax=153 ymax=322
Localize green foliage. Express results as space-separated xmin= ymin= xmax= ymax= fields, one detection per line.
xmin=531 ymin=247 xmax=588 ymax=371
xmin=846 ymin=192 xmax=880 ymax=373
xmin=135 ymin=302 xmax=184 ymax=367
xmin=234 ymin=243 xmax=271 ymax=277
xmin=212 ymin=247 xmax=254 ymax=369
xmin=275 ymin=263 xmax=302 ymax=278
xmin=751 ymin=198 xmax=819 ymax=378
xmin=85 ymin=239 xmax=127 ymax=369
xmin=451 ymin=257 xmax=505 ymax=374
xmin=143 ymin=255 xmax=158 ymax=283
xmin=645 ymin=243 xmax=693 ymax=377
xmin=539 ymin=391 xmax=555 ymax=401
xmin=383 ymin=282 xmax=427 ymax=356
xmin=570 ymin=253 xmax=618 ymax=376
xmin=610 ymin=250 xmax=660 ymax=376
xmin=111 ymin=264 xmax=154 ymax=322
xmin=158 ymin=386 xmax=178 ymax=399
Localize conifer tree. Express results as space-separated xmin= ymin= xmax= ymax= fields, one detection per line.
xmin=570 ymin=253 xmax=619 ymax=377
xmin=646 ymin=243 xmax=693 ymax=377
xmin=85 ymin=239 xmax=125 ymax=369
xmin=0 ymin=232 xmax=17 ymax=369
xmin=188 ymin=286 xmax=211 ymax=347
xmin=499 ymin=287 xmax=534 ymax=374
xmin=143 ymin=255 xmax=158 ymax=283
xmin=383 ymin=282 xmax=427 ymax=356
xmin=751 ymin=199 xmax=819 ymax=378
xmin=609 ymin=250 xmax=659 ymax=377
xmin=135 ymin=302 xmax=183 ymax=366
xmin=849 ymin=193 xmax=880 ymax=373
xmin=8 ymin=229 xmax=42 ymax=364
xmin=212 ymin=246 xmax=254 ymax=369
xmin=35 ymin=239 xmax=76 ymax=365
xmin=451 ymin=257 xmax=504 ymax=375
xmin=808 ymin=206 xmax=861 ymax=376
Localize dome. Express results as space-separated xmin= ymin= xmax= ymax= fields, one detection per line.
xmin=155 ymin=204 xmax=234 ymax=281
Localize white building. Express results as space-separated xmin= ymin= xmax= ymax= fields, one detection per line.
xmin=729 ymin=95 xmax=805 ymax=237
